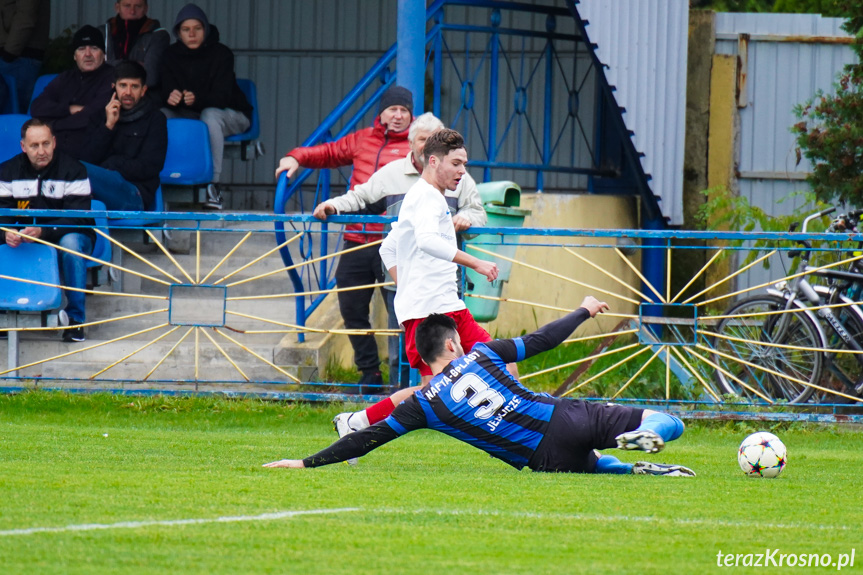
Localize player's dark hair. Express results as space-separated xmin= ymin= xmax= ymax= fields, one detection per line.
xmin=20 ymin=118 xmax=52 ymax=140
xmin=415 ymin=313 xmax=459 ymax=366
xmin=422 ymin=128 xmax=464 ymax=164
xmin=114 ymin=60 xmax=147 ymax=85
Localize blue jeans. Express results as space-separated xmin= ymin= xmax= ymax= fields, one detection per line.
xmin=58 ymin=233 xmax=93 ymax=324
xmin=384 ymin=288 xmax=410 ymax=388
xmin=0 ymin=56 xmax=41 ymax=112
xmin=82 ymin=162 xmax=144 ymax=211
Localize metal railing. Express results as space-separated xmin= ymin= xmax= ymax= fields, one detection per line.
xmin=3 ymin=209 xmax=863 ymax=421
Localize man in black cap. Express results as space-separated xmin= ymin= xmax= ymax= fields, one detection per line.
xmin=275 ymin=85 xmax=415 ymax=392
xmin=30 ymin=25 xmax=114 ymax=155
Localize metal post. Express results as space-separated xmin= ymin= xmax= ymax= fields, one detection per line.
xmin=540 ymin=15 xmax=556 ymax=192
xmin=486 ymin=9 xmax=501 ymax=182
xmin=397 ymin=0 xmax=426 ymax=115
xmin=8 ymin=328 xmax=19 ymax=378
xmin=433 ymin=8 xmax=443 ymax=118
xmin=642 ymin=217 xmax=667 ymax=337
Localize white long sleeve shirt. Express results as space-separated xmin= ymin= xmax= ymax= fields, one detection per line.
xmin=324 ymin=152 xmax=486 ymax=227
xmin=380 ymin=178 xmax=466 ymax=324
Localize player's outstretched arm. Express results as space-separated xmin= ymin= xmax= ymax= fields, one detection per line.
xmin=579 ymin=295 xmax=610 ymax=317
xmin=486 ymin=296 xmax=609 ymax=364
xmin=263 ymin=421 xmax=403 ymax=469
xmin=263 ymin=459 xmax=305 ymax=468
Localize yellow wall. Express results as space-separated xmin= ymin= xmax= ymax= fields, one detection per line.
xmin=705 ymin=54 xmax=738 ymax=293
xmin=481 ymin=193 xmax=640 ymax=338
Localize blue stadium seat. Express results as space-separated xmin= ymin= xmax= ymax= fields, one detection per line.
xmin=227 ymin=79 xmax=260 ymax=142
xmin=28 ymin=73 xmax=57 ymax=114
xmin=107 ymin=185 xmax=165 ymax=229
xmin=0 ymin=114 xmax=29 ymax=164
xmin=0 ymin=242 xmax=63 ymax=373
xmin=1 ymin=74 xmax=19 ymax=114
xmin=87 ymin=199 xmax=112 ymax=286
xmin=0 ymin=243 xmax=61 ymax=312
xmin=225 ymin=79 xmax=263 ymax=161
xmin=159 ymin=118 xmax=213 ymax=185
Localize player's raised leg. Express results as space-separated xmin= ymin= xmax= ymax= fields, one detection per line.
xmin=615 ymin=410 xmax=685 ymax=453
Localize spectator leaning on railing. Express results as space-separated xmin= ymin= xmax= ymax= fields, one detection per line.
xmin=0 ymin=119 xmax=95 ymax=343
xmin=78 ymin=61 xmax=167 ymax=211
xmin=30 ymin=25 xmax=114 ymax=157
xmin=102 ymin=0 xmax=170 ymax=93
xmin=159 ymin=2 xmax=251 ymax=210
xmin=276 ymin=86 xmax=415 ymax=392
xmin=311 ymin=112 xmax=487 ymax=390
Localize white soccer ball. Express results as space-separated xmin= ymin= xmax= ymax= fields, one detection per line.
xmin=738 ymin=432 xmax=787 ymax=478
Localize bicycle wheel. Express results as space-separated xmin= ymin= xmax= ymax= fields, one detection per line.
xmin=712 ymin=295 xmax=822 ymax=403
xmin=822 ymin=303 xmax=863 ymax=399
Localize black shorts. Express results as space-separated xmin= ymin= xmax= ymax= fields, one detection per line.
xmin=528 ymin=400 xmax=643 ymax=473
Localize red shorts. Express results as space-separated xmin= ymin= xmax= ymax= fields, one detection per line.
xmin=403 ymin=308 xmax=491 ymax=376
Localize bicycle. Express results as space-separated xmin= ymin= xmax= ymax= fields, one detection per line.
xmin=711 ymin=207 xmax=863 ymax=403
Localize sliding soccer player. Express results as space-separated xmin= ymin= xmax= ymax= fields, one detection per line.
xmin=265 ymin=297 xmax=695 ymax=476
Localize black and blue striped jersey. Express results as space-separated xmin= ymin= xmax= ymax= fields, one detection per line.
xmin=386 ymin=339 xmax=558 ymax=469
xmin=302 ymin=308 xmax=592 ymax=470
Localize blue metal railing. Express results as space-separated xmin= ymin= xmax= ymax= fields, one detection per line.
xmin=274 ymin=0 xmax=633 ymax=340
xmin=4 ymin=208 xmax=863 ymax=420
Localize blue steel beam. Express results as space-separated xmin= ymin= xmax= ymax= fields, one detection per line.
xmin=397 ymin=0 xmax=426 ymax=115
xmin=7 ymin=209 xmax=863 ymax=243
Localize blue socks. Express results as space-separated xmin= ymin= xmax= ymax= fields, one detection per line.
xmin=595 ymin=455 xmax=633 ymax=474
xmin=636 ymin=412 xmax=684 ymax=442
xmin=595 ymin=413 xmax=684 ymax=475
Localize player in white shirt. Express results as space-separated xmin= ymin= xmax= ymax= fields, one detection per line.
xmin=333 ymin=130 xmax=516 ymax=455
xmin=312 ymin=113 xmax=487 ymax=389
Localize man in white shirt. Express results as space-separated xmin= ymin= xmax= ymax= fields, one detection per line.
xmin=312 ymin=113 xmax=487 ymax=389
xmin=333 ymin=129 xmax=514 ymax=454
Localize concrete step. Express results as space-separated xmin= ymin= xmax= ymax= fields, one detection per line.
xmin=40 ymin=360 xmax=311 ymax=383
xmin=81 ymin=294 xmax=298 ymax=340
xmin=1 ymin=334 xmax=319 ymax=382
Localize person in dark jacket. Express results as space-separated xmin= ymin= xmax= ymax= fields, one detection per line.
xmin=30 ymin=25 xmax=114 ymax=156
xmin=0 ymin=0 xmax=50 ymax=112
xmin=102 ymin=0 xmax=170 ymax=92
xmin=0 ymin=119 xmax=95 ymax=343
xmin=79 ymin=60 xmax=167 ymax=211
xmin=160 ymin=3 xmax=251 ymax=210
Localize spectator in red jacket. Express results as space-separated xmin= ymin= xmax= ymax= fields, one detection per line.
xmin=275 ymin=86 xmax=414 ymax=392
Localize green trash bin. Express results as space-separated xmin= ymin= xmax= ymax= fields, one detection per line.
xmin=464 ymin=181 xmax=531 ymax=322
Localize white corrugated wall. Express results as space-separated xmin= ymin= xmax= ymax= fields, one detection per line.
xmin=575 ymin=0 xmax=689 ymax=225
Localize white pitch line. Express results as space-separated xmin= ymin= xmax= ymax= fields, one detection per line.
xmin=1 ymin=506 xmax=850 ymax=537
xmin=0 ymin=508 xmax=360 ymax=537
xmin=369 ymin=508 xmax=852 ymax=533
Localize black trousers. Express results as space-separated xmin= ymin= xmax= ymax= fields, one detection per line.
xmin=335 ymin=241 xmax=385 ymax=373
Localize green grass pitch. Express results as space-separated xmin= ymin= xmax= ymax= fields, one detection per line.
xmin=0 ymin=392 xmax=860 ymax=574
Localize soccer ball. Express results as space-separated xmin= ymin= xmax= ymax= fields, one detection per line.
xmin=737 ymin=432 xmax=787 ymax=478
